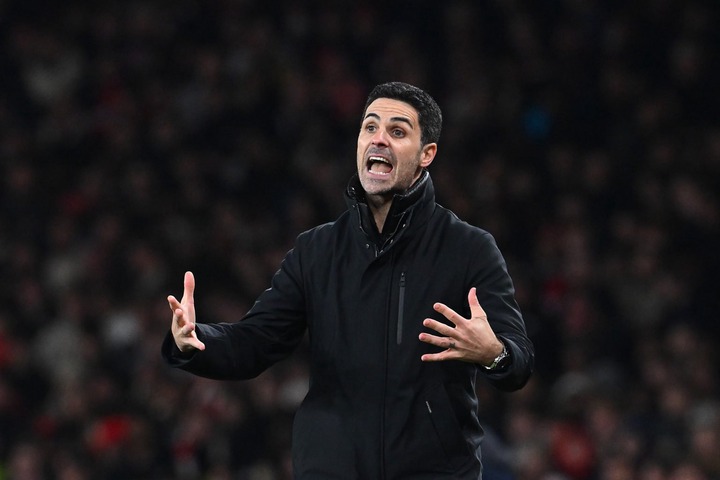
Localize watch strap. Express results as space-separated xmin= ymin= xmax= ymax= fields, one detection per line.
xmin=482 ymin=342 xmax=510 ymax=371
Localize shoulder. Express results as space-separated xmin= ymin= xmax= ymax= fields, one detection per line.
xmin=295 ymin=211 xmax=352 ymax=248
xmin=433 ymin=204 xmax=496 ymax=244
xmin=429 ymin=206 xmax=507 ymax=269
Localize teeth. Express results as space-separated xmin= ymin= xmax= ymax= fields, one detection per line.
xmin=369 ymin=156 xmax=389 ymax=163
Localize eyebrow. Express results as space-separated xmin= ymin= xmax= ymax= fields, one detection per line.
xmin=363 ymin=112 xmax=415 ymax=129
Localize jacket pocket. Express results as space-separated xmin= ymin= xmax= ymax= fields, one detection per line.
xmin=385 ymin=385 xmax=476 ymax=476
xmin=423 ymin=385 xmax=472 ymax=467
xmin=396 ymin=272 xmax=406 ymax=344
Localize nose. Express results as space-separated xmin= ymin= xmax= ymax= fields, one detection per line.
xmin=371 ymin=128 xmax=389 ymax=146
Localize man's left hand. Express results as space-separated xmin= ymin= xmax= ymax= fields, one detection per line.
xmin=419 ymin=287 xmax=504 ymax=365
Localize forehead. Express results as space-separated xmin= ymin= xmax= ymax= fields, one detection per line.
xmin=363 ymin=98 xmax=419 ymax=125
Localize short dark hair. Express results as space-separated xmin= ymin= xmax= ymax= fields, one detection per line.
xmin=362 ymin=82 xmax=442 ymax=146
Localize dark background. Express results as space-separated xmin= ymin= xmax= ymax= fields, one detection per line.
xmin=1 ymin=1 xmax=719 ymax=479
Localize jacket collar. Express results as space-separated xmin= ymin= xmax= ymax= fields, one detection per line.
xmin=345 ymin=170 xmax=435 ymax=246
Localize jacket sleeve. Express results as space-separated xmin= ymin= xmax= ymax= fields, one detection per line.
xmin=161 ymin=242 xmax=308 ymax=380
xmin=471 ymin=232 xmax=535 ymax=391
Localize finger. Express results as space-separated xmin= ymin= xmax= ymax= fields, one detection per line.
xmin=422 ymin=318 xmax=455 ymax=337
xmin=180 ymin=321 xmax=196 ymax=336
xmin=468 ymin=287 xmax=488 ymax=321
xmin=182 ymin=271 xmax=195 ymax=304
xmin=419 ymin=331 xmax=460 ymax=362
xmin=421 ymin=350 xmax=457 ymax=362
xmin=168 ymin=295 xmax=181 ymax=312
xmin=432 ymin=302 xmax=464 ymax=326
xmin=179 ymin=334 xmax=206 ymax=352
xmin=418 ymin=332 xmax=456 ymax=349
xmin=168 ymin=296 xmax=188 ymax=328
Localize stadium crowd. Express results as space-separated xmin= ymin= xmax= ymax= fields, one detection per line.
xmin=1 ymin=0 xmax=719 ymax=479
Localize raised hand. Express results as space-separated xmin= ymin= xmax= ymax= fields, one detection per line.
xmin=419 ymin=287 xmax=504 ymax=365
xmin=167 ymin=271 xmax=206 ymax=353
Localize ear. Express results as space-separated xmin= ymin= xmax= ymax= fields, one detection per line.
xmin=420 ymin=143 xmax=437 ymax=168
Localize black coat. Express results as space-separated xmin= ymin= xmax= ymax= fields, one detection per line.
xmin=162 ymin=171 xmax=534 ymax=479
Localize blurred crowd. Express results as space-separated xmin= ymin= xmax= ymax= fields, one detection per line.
xmin=1 ymin=0 xmax=719 ymax=479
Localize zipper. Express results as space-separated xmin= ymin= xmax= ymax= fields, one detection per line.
xmin=396 ymin=272 xmax=406 ymax=344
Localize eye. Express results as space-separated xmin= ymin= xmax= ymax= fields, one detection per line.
xmin=365 ymin=124 xmax=377 ymax=133
xmin=391 ymin=128 xmax=405 ymax=138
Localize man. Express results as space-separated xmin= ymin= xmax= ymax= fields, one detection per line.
xmin=162 ymin=81 xmax=534 ymax=479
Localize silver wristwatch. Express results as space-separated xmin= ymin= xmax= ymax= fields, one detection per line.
xmin=482 ymin=342 xmax=510 ymax=371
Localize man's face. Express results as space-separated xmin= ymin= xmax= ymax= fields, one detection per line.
xmin=357 ymin=98 xmax=436 ymax=198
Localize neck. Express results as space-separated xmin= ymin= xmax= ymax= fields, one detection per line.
xmin=363 ymin=170 xmax=428 ymax=233
xmin=367 ymin=194 xmax=393 ymax=233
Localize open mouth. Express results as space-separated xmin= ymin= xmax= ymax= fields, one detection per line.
xmin=367 ymin=156 xmax=393 ymax=175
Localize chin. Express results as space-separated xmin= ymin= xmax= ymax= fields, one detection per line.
xmin=359 ymin=177 xmax=385 ymax=193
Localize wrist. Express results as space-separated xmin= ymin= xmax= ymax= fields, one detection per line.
xmin=482 ymin=341 xmax=510 ymax=371
xmin=174 ymin=342 xmax=198 ymax=359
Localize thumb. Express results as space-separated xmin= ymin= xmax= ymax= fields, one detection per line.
xmin=468 ymin=287 xmax=487 ymax=321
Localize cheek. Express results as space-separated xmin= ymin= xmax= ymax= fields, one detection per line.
xmin=356 ymin=150 xmax=366 ymax=169
xmin=398 ymin=160 xmax=418 ymax=182
xmin=356 ymin=139 xmax=368 ymax=157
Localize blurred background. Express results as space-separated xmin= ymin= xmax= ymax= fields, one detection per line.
xmin=1 ymin=0 xmax=719 ymax=479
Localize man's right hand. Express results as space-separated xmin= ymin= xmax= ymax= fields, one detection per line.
xmin=168 ymin=271 xmax=206 ymax=353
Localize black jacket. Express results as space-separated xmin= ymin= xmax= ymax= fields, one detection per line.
xmin=162 ymin=171 xmax=534 ymax=479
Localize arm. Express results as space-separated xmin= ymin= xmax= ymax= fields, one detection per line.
xmin=161 ymin=247 xmax=308 ymax=380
